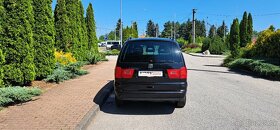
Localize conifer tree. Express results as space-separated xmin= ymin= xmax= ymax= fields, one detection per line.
xmin=86 ymin=3 xmax=98 ymax=52
xmin=0 ymin=0 xmax=5 ymax=86
xmin=229 ymin=19 xmax=240 ymax=57
xmin=33 ymin=0 xmax=55 ymax=79
xmin=240 ymin=11 xmax=248 ymax=47
xmin=54 ymin=0 xmax=70 ymax=52
xmin=247 ymin=13 xmax=253 ymax=43
xmin=2 ymin=0 xmax=35 ymax=85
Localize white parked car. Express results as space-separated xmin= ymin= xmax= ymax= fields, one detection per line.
xmin=105 ymin=40 xmax=121 ymax=50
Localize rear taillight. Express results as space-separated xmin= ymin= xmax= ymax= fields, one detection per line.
xmin=115 ymin=67 xmax=135 ymax=79
xmin=167 ymin=67 xmax=187 ymax=79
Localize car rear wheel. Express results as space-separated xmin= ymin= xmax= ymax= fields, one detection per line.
xmin=115 ymin=96 xmax=124 ymax=107
xmin=176 ymin=96 xmax=186 ymax=108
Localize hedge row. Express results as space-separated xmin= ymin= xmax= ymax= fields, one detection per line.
xmin=228 ymin=58 xmax=280 ymax=80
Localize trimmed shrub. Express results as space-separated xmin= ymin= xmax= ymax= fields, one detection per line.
xmin=85 ymin=51 xmax=101 ymax=64
xmin=33 ymin=0 xmax=56 ymax=79
xmin=0 ymin=87 xmax=42 ymax=107
xmin=209 ymin=36 xmax=226 ymax=55
xmin=202 ymin=38 xmax=211 ymax=52
xmin=0 ymin=50 xmax=4 ymax=87
xmin=2 ymin=0 xmax=36 ymax=86
xmin=44 ymin=62 xmax=88 ymax=83
xmin=228 ymin=58 xmax=280 ymax=80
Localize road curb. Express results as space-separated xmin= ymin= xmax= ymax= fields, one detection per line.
xmin=188 ymin=53 xmax=226 ymax=58
xmin=75 ymin=82 xmax=114 ymax=130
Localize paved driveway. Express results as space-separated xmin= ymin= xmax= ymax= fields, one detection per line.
xmin=87 ymin=54 xmax=280 ymax=130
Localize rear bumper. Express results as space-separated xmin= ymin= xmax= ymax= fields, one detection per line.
xmin=114 ymin=82 xmax=187 ymax=101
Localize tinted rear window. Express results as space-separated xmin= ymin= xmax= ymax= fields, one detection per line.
xmin=121 ymin=40 xmax=182 ymax=63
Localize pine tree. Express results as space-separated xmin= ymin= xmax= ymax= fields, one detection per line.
xmin=247 ymin=13 xmax=253 ymax=43
xmin=146 ymin=20 xmax=156 ymax=37
xmin=240 ymin=11 xmax=248 ymax=47
xmin=229 ymin=18 xmax=240 ymax=57
xmin=2 ymin=0 xmax=35 ymax=85
xmin=209 ymin=25 xmax=216 ymax=38
xmin=54 ymin=0 xmax=70 ymax=52
xmin=86 ymin=3 xmax=98 ymax=52
xmin=33 ymin=0 xmax=55 ymax=79
xmin=0 ymin=0 xmax=5 ymax=86
xmin=155 ymin=24 xmax=160 ymax=37
xmin=132 ymin=22 xmax=138 ymax=38
xmin=116 ymin=19 xmax=121 ymax=39
xmin=161 ymin=21 xmax=173 ymax=38
xmin=217 ymin=21 xmax=228 ymax=40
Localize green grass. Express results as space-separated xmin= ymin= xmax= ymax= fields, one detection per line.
xmin=0 ymin=87 xmax=42 ymax=107
xmin=228 ymin=58 xmax=280 ymax=80
xmin=103 ymin=49 xmax=120 ymax=55
xmin=183 ymin=47 xmax=201 ymax=54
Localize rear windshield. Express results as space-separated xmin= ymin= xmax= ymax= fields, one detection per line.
xmin=121 ymin=40 xmax=183 ymax=63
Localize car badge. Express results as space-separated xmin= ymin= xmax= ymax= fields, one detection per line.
xmin=148 ymin=64 xmax=153 ymax=69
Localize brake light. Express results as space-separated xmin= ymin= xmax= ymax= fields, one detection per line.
xmin=115 ymin=67 xmax=135 ymax=79
xmin=167 ymin=67 xmax=187 ymax=79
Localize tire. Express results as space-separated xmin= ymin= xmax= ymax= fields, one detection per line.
xmin=176 ymin=97 xmax=186 ymax=108
xmin=115 ymin=96 xmax=124 ymax=107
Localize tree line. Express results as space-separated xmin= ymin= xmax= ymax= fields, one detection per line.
xmin=0 ymin=0 xmax=98 ymax=86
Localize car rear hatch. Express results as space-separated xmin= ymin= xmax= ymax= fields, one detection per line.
xmin=115 ymin=40 xmax=187 ymax=92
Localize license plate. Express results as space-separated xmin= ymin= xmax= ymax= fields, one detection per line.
xmin=138 ymin=71 xmax=163 ymax=77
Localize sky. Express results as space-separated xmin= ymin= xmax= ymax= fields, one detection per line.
xmin=52 ymin=0 xmax=280 ymax=37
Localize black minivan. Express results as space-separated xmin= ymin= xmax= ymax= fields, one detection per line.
xmin=114 ymin=38 xmax=188 ymax=108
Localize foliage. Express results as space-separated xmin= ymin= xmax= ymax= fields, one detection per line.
xmin=2 ymin=0 xmax=36 ymax=86
xmin=54 ymin=0 xmax=70 ymax=52
xmin=183 ymin=48 xmax=201 ymax=54
xmin=182 ymin=43 xmax=202 ymax=54
xmin=177 ymin=19 xmax=206 ymax=42
xmin=104 ymin=49 xmax=120 ymax=55
xmin=202 ymin=38 xmax=211 ymax=52
xmin=240 ymin=11 xmax=248 ymax=47
xmin=45 ymin=62 xmax=88 ymax=83
xmin=246 ymin=28 xmax=280 ymax=60
xmin=115 ymin=19 xmax=121 ymax=40
xmin=122 ymin=26 xmax=138 ymax=43
xmin=84 ymin=51 xmax=104 ymax=64
xmin=86 ymin=3 xmax=98 ymax=52
xmin=0 ymin=0 xmax=4 ymax=87
xmin=33 ymin=0 xmax=56 ymax=79
xmin=161 ymin=21 xmax=180 ymax=39
xmin=229 ymin=18 xmax=240 ymax=58
xmin=177 ymin=38 xmax=188 ymax=48
xmin=209 ymin=36 xmax=226 ymax=54
xmin=208 ymin=25 xmax=216 ymax=38
xmin=55 ymin=51 xmax=77 ymax=65
xmin=247 ymin=13 xmax=253 ymax=43
xmin=0 ymin=50 xmax=4 ymax=87
xmin=63 ymin=0 xmax=88 ymax=61
xmin=228 ymin=58 xmax=280 ymax=80
xmin=0 ymin=87 xmax=42 ymax=107
xmin=217 ymin=21 xmax=228 ymax=39
xmin=146 ymin=20 xmax=156 ymax=37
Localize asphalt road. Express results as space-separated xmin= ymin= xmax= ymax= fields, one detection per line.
xmin=87 ymin=54 xmax=280 ymax=130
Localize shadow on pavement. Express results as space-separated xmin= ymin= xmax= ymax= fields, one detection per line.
xmin=100 ymin=93 xmax=175 ymax=115
xmin=204 ymin=64 xmax=224 ymax=68
xmin=188 ymin=68 xmax=237 ymax=74
xmin=93 ymin=81 xmax=114 ymax=106
xmin=94 ymin=81 xmax=175 ymax=115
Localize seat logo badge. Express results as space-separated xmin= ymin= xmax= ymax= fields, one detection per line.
xmin=148 ymin=64 xmax=153 ymax=69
